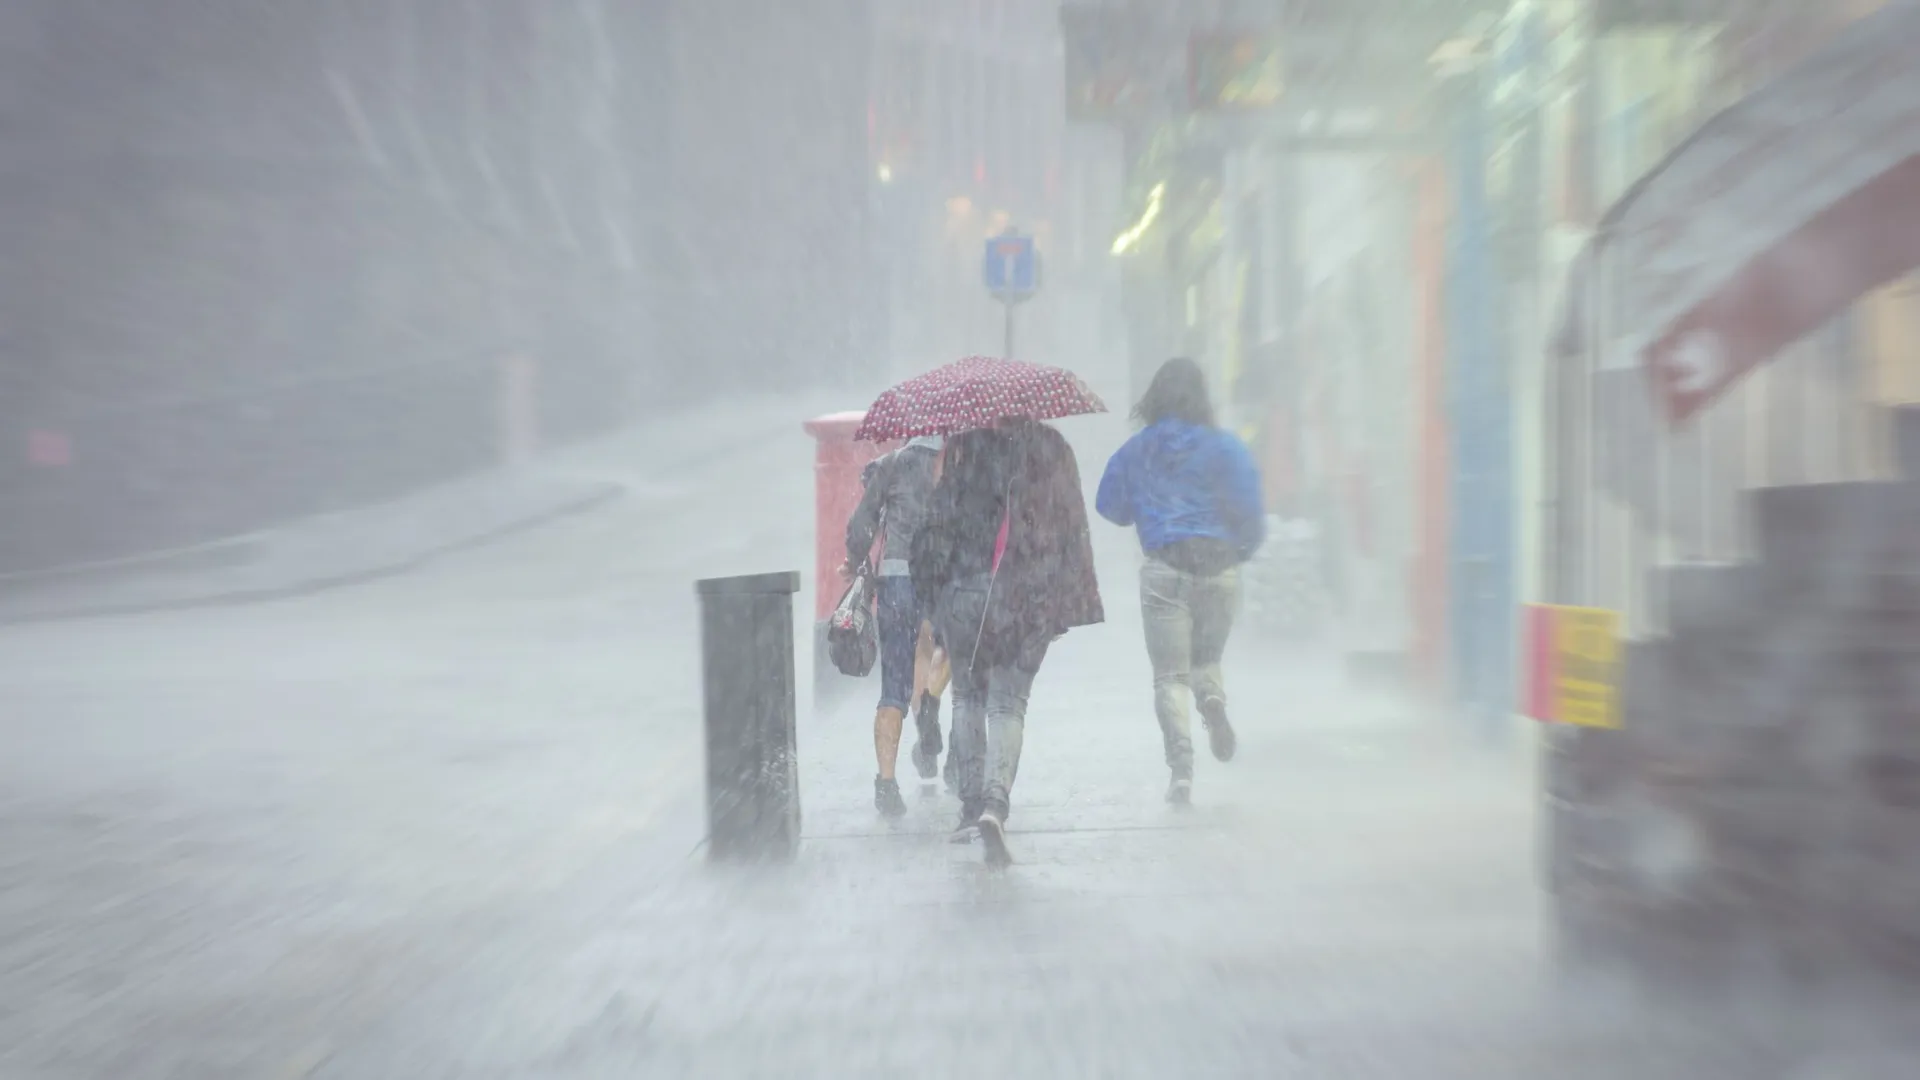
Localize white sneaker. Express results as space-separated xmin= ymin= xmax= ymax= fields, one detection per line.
xmin=1166 ymin=775 xmax=1193 ymax=805
xmin=977 ymin=810 xmax=1012 ymax=867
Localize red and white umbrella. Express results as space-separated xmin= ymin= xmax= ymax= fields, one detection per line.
xmin=1556 ymin=4 xmax=1920 ymax=425
xmin=853 ymin=356 xmax=1107 ymax=442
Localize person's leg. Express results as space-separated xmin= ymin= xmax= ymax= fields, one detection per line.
xmin=939 ymin=581 xmax=992 ymax=835
xmin=928 ymin=638 xmax=951 ymax=698
xmin=872 ymin=577 xmax=915 ymax=815
xmin=980 ymin=654 xmax=1043 ymax=817
xmin=872 ymin=708 xmax=905 ymax=779
xmin=1140 ymin=558 xmax=1196 ymax=797
xmin=912 ymin=620 xmax=934 ymax=700
xmin=909 ymin=620 xmax=943 ymax=778
xmin=976 ymin=648 xmax=1044 ymax=868
xmin=1190 ymin=567 xmax=1243 ymax=762
xmin=930 ymin=632 xmax=962 ymax=792
xmin=946 ymin=659 xmax=989 ymax=837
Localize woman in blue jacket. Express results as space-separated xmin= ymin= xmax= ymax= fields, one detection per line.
xmin=1096 ymin=358 xmax=1265 ymax=804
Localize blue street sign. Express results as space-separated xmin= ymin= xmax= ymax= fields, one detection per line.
xmin=982 ymin=232 xmax=1039 ymax=300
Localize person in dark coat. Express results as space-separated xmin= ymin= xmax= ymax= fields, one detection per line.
xmin=911 ymin=417 xmax=1104 ymax=866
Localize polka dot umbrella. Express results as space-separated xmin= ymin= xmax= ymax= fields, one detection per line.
xmin=853 ymin=356 xmax=1107 ymax=442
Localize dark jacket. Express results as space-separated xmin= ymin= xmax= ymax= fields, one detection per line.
xmin=846 ymin=441 xmax=939 ymax=576
xmin=911 ymin=421 xmax=1104 ymax=669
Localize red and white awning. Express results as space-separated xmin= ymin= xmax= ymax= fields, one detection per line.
xmin=1557 ymin=3 xmax=1920 ymax=425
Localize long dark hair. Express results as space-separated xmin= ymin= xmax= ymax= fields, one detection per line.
xmin=1131 ymin=357 xmax=1215 ymax=428
xmin=940 ymin=428 xmax=1011 ymax=498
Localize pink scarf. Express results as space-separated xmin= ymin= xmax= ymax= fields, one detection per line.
xmin=992 ymin=504 xmax=1010 ymax=573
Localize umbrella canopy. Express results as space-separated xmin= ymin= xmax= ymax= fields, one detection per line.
xmin=1553 ymin=3 xmax=1920 ymax=425
xmin=853 ymin=356 xmax=1107 ymax=442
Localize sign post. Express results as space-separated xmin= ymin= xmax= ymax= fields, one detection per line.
xmin=982 ymin=229 xmax=1040 ymax=359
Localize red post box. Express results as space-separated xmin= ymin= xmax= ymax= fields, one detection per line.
xmin=802 ymin=411 xmax=897 ymax=703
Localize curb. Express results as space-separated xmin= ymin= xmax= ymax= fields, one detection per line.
xmin=0 ymin=401 xmax=780 ymax=593
xmin=0 ymin=532 xmax=268 ymax=590
xmin=0 ymin=483 xmax=623 ymax=627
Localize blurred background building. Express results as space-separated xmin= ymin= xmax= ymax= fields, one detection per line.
xmin=1062 ymin=0 xmax=1913 ymax=731
xmin=0 ymin=0 xmax=1112 ymax=574
xmin=0 ymin=2 xmax=684 ymax=570
xmin=3 ymin=0 xmax=1910 ymax=746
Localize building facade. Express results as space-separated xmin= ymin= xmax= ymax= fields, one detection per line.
xmin=0 ymin=2 xmax=915 ymax=572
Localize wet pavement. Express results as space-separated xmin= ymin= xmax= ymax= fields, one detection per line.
xmin=0 ymin=414 xmax=1899 ymax=1078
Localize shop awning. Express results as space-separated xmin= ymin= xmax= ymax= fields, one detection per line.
xmin=1551 ymin=1 xmax=1920 ymax=426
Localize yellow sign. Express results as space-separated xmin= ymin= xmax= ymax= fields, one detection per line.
xmin=1553 ymin=606 xmax=1621 ymax=729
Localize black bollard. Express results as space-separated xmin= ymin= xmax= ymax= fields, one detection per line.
xmin=696 ymin=571 xmax=802 ymax=861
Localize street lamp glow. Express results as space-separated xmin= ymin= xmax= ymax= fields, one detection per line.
xmin=1110 ymin=182 xmax=1165 ymax=255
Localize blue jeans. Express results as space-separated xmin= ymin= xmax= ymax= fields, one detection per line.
xmin=875 ymin=575 xmax=920 ymax=713
xmin=938 ymin=574 xmax=1047 ymax=819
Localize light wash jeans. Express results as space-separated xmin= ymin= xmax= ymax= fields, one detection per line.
xmin=938 ymin=574 xmax=1046 ymax=820
xmin=1140 ymin=557 xmax=1240 ymax=776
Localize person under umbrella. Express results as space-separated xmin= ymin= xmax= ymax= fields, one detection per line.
xmin=1096 ymin=358 xmax=1265 ymax=805
xmin=858 ymin=356 xmax=1106 ymax=867
xmin=844 ymin=436 xmax=946 ymax=816
xmin=911 ymin=418 xmax=1103 ymax=866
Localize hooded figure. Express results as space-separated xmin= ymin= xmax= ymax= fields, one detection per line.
xmin=911 ymin=417 xmax=1103 ymax=865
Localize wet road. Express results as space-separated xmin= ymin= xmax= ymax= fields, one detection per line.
xmin=0 ymin=417 xmax=1888 ymax=1078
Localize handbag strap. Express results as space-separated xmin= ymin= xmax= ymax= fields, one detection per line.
xmin=991 ymin=502 xmax=1010 ymax=573
xmin=967 ymin=440 xmax=1026 ymax=672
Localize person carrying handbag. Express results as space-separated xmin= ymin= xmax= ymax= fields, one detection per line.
xmin=911 ymin=418 xmax=1104 ymax=866
xmin=842 ymin=435 xmax=944 ymax=817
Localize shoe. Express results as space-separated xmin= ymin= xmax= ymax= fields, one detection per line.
xmin=875 ymin=775 xmax=907 ymax=818
xmin=1166 ymin=773 xmax=1193 ymax=806
xmin=942 ymin=731 xmax=959 ymax=794
xmin=911 ymin=694 xmax=942 ymax=780
xmin=977 ymin=809 xmax=1012 ymax=868
xmin=950 ymin=801 xmax=982 ymax=844
xmin=1199 ymin=697 xmax=1237 ymax=762
xmin=910 ymin=741 xmax=939 ymax=781
xmin=915 ymin=693 xmax=944 ymax=751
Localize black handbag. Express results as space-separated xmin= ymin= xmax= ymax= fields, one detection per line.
xmin=826 ymin=568 xmax=879 ymax=678
xmin=828 ymin=458 xmax=892 ymax=679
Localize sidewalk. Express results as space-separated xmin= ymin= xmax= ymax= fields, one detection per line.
xmin=0 ymin=394 xmax=1821 ymax=1078
xmin=308 ymin=625 xmax=1781 ymax=1078
xmin=0 ymin=393 xmax=844 ymax=626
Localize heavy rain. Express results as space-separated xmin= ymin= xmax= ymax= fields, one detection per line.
xmin=2 ymin=1 xmax=1919 ymax=1077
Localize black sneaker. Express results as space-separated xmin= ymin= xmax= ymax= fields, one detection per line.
xmin=942 ymin=729 xmax=959 ymax=794
xmin=977 ymin=809 xmax=1012 ymax=867
xmin=1199 ymin=697 xmax=1237 ymax=762
xmin=1166 ymin=773 xmax=1193 ymax=806
xmin=910 ymin=693 xmax=942 ymax=781
xmin=875 ymin=776 xmax=907 ymax=818
xmin=910 ymin=742 xmax=939 ymax=782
